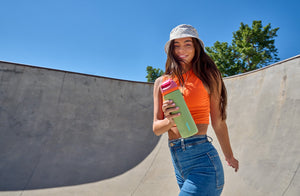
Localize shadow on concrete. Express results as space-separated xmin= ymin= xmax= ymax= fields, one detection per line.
xmin=0 ymin=61 xmax=159 ymax=190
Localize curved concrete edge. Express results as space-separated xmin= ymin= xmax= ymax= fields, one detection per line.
xmin=0 ymin=60 xmax=150 ymax=84
xmin=0 ymin=61 xmax=159 ymax=191
xmin=225 ymin=55 xmax=300 ymax=79
xmin=208 ymin=54 xmax=300 ymax=195
xmin=5 ymin=134 xmax=178 ymax=196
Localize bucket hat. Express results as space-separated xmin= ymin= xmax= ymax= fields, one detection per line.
xmin=164 ymin=24 xmax=205 ymax=54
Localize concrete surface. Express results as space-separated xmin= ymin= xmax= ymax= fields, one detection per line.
xmin=0 ymin=55 xmax=299 ymax=196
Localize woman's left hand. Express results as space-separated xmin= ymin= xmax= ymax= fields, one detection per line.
xmin=226 ymin=157 xmax=239 ymax=172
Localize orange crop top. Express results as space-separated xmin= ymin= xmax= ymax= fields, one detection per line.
xmin=162 ymin=69 xmax=210 ymax=124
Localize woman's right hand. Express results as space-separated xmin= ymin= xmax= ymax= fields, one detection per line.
xmin=162 ymin=100 xmax=180 ymax=126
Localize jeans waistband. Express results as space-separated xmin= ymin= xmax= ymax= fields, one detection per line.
xmin=168 ymin=135 xmax=212 ymax=149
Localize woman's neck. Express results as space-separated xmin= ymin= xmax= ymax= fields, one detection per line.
xmin=182 ymin=64 xmax=192 ymax=74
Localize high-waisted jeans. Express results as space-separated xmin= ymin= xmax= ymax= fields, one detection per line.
xmin=169 ymin=135 xmax=224 ymax=196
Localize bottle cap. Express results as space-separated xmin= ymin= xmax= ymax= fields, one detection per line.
xmin=160 ymin=79 xmax=178 ymax=96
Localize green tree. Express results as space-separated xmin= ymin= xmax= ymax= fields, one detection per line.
xmin=146 ymin=66 xmax=164 ymax=82
xmin=206 ymin=20 xmax=279 ymax=77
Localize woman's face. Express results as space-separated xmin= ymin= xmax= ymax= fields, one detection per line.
xmin=173 ymin=37 xmax=195 ymax=67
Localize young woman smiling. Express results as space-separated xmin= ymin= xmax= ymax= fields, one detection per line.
xmin=153 ymin=24 xmax=239 ymax=195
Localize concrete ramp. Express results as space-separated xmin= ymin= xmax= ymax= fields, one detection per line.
xmin=0 ymin=62 xmax=159 ymax=193
xmin=0 ymin=55 xmax=299 ymax=196
xmin=210 ymin=55 xmax=300 ymax=196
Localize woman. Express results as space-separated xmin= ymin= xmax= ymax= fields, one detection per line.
xmin=153 ymin=24 xmax=239 ymax=195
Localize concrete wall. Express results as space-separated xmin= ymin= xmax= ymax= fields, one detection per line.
xmin=208 ymin=55 xmax=300 ymax=195
xmin=0 ymin=55 xmax=299 ymax=195
xmin=0 ymin=62 xmax=159 ymax=190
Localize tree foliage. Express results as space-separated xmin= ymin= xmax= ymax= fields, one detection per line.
xmin=146 ymin=66 xmax=164 ymax=82
xmin=206 ymin=20 xmax=279 ymax=77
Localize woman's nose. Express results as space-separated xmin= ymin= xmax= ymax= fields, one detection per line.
xmin=176 ymin=46 xmax=185 ymax=53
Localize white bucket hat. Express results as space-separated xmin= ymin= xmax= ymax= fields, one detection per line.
xmin=164 ymin=24 xmax=205 ymax=54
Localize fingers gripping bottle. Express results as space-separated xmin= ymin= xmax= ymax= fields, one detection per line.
xmin=160 ymin=79 xmax=198 ymax=138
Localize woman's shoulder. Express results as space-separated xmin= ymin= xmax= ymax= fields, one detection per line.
xmin=154 ymin=75 xmax=172 ymax=92
xmin=154 ymin=75 xmax=163 ymax=83
xmin=154 ymin=74 xmax=170 ymax=85
xmin=153 ymin=76 xmax=163 ymax=90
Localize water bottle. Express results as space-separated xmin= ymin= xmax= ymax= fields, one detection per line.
xmin=160 ymin=79 xmax=198 ymax=138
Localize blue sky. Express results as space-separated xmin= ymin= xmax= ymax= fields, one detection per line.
xmin=1 ymin=0 xmax=299 ymax=82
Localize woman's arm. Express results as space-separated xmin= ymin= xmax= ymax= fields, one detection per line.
xmin=152 ymin=76 xmax=180 ymax=136
xmin=210 ymin=78 xmax=239 ymax=172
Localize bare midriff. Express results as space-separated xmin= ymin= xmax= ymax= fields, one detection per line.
xmin=168 ymin=124 xmax=209 ymax=140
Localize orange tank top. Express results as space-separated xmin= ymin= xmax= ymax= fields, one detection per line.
xmin=162 ymin=69 xmax=210 ymax=124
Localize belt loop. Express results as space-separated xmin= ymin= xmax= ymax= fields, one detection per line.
xmin=181 ymin=138 xmax=185 ymax=151
xmin=207 ymin=135 xmax=213 ymax=143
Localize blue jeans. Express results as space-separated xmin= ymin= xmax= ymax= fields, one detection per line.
xmin=169 ymin=135 xmax=224 ymax=196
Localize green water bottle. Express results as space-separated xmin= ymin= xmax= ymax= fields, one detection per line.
xmin=160 ymin=79 xmax=198 ymax=138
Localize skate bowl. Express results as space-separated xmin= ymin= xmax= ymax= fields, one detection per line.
xmin=0 ymin=55 xmax=299 ymax=195
xmin=0 ymin=61 xmax=158 ymax=193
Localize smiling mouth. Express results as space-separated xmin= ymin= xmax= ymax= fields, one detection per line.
xmin=178 ymin=55 xmax=188 ymax=60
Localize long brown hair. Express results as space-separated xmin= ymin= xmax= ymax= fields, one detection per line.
xmin=165 ymin=38 xmax=227 ymax=120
